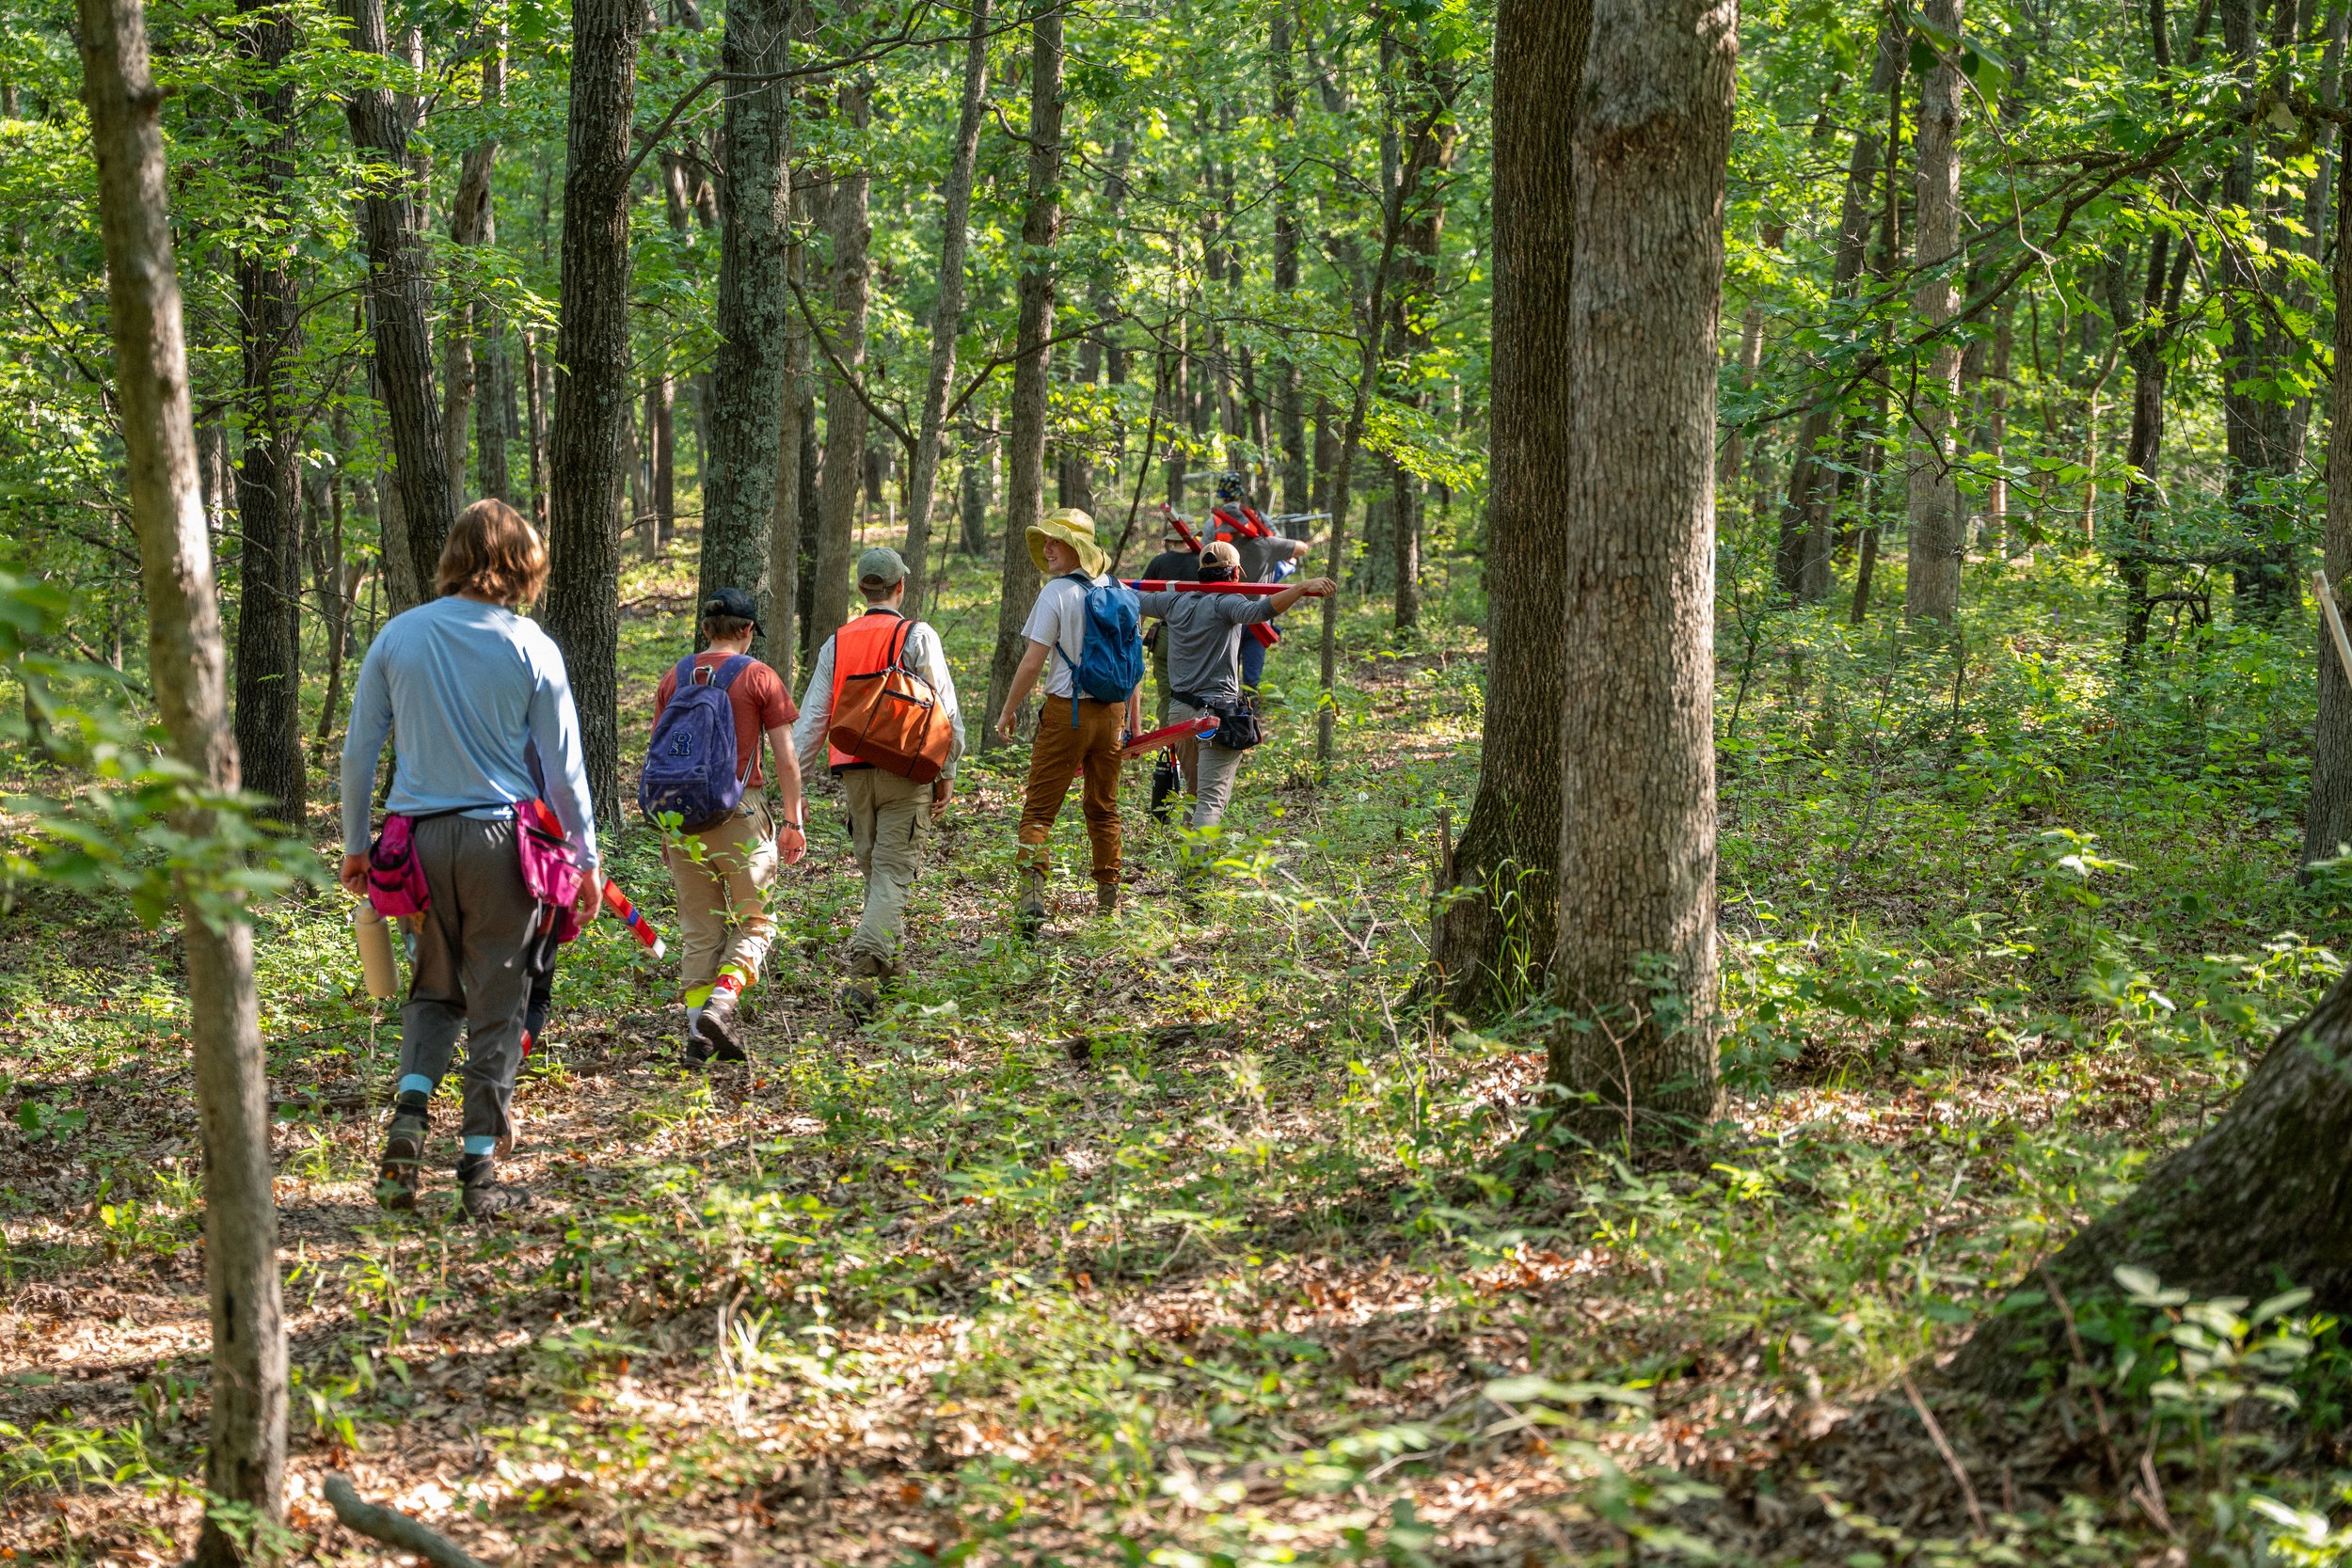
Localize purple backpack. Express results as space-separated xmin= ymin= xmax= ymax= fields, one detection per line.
xmin=638 ymin=655 xmax=754 ymax=832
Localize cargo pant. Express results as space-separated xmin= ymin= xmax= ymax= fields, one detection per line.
xmin=1016 ymin=695 xmax=1123 ymax=885
xmin=842 ymin=768 xmax=930 ymax=970
xmin=1167 ymin=698 xmax=1244 ymax=828
xmin=401 ymin=813 xmax=537 ymax=1148
xmin=667 ymin=796 xmax=778 ymax=1004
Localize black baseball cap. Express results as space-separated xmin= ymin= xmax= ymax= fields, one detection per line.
xmin=702 ymin=587 xmax=760 ymax=630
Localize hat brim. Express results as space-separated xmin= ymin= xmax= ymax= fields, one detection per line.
xmin=1026 ymin=523 xmax=1107 ymax=580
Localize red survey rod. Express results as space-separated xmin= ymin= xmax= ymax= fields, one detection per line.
xmin=1159 ymin=502 xmax=1204 ymax=553
xmin=1120 ymin=714 xmax=1218 ymax=760
xmin=602 ymin=879 xmax=667 ymax=958
xmin=1124 ymin=579 xmax=1296 ymax=594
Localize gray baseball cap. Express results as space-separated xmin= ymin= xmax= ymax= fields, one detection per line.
xmin=857 ymin=546 xmax=909 ymax=588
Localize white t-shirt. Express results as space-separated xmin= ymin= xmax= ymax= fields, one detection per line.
xmin=1022 ymin=572 xmax=1108 ymax=699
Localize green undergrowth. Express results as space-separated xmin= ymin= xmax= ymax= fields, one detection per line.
xmin=5 ymin=541 xmax=2352 ymax=1562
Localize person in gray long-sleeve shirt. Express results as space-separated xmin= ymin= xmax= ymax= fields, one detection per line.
xmin=1133 ymin=542 xmax=1333 ymax=829
xmin=336 ymin=499 xmax=601 ymax=1220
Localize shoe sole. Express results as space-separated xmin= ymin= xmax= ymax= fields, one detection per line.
xmin=376 ymin=1131 xmax=422 ymax=1212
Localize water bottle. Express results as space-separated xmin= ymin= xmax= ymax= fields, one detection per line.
xmin=353 ymin=902 xmax=399 ymax=1001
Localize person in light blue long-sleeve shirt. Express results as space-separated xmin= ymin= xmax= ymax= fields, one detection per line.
xmin=336 ymin=499 xmax=599 ymax=1220
xmin=339 ymin=594 xmax=599 ymax=867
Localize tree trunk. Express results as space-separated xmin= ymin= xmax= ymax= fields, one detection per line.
xmin=809 ymin=80 xmax=872 ymax=647
xmin=769 ymin=214 xmax=809 ymax=695
xmin=1425 ymin=0 xmax=1587 ymax=1018
xmin=981 ymin=7 xmax=1065 ymax=748
xmin=648 ymin=374 xmax=674 ymax=549
xmin=521 ymin=325 xmax=548 ymax=524
xmin=960 ymin=429 xmax=996 ymax=555
xmin=343 ymin=0 xmax=451 ymax=606
xmin=1547 ymin=0 xmax=1734 ymax=1134
xmin=2222 ymin=0 xmax=2297 ymax=620
xmin=2305 ymin=144 xmax=2352 ymax=864
xmin=443 ymin=123 xmax=496 ymax=515
xmin=1903 ymin=0 xmax=1965 ymax=625
xmin=1956 ymin=965 xmax=2352 ymax=1391
xmin=1271 ymin=6 xmax=1308 ymax=516
xmin=1979 ymin=298 xmax=2013 ymax=552
xmin=540 ymin=0 xmax=643 ymax=826
xmin=77 ymin=3 xmax=287 ymax=1557
xmin=1389 ymin=47 xmax=1456 ymax=633
xmin=698 ymin=0 xmax=795 ymax=656
xmin=901 ymin=0 xmax=992 ymax=617
xmin=230 ymin=0 xmax=307 ymax=830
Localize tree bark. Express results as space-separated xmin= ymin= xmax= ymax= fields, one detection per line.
xmin=1388 ymin=45 xmax=1456 ymax=633
xmin=521 ymin=325 xmax=548 ymax=525
xmin=1547 ymin=0 xmax=1735 ymax=1134
xmin=808 ymin=79 xmax=872 ymax=647
xmin=77 ymin=1 xmax=286 ymax=1556
xmin=1956 ymin=965 xmax=2352 ymax=1390
xmin=443 ymin=134 xmax=496 ymax=516
xmin=699 ymin=0 xmax=796 ymax=656
xmin=230 ymin=0 xmax=307 ymax=829
xmin=1425 ymin=0 xmax=1586 ymax=1018
xmin=981 ymin=7 xmax=1066 ymax=748
xmin=540 ymin=0 xmax=643 ymax=825
xmin=2222 ymin=0 xmax=2297 ymax=619
xmin=1903 ymin=0 xmax=1965 ymax=625
xmin=901 ymin=0 xmax=992 ymax=617
xmin=770 ymin=213 xmax=809 ymax=694
xmin=2305 ymin=142 xmax=2352 ymax=864
xmin=1272 ymin=4 xmax=1308 ymax=516
xmin=960 ymin=428 xmax=996 ymax=555
xmin=343 ymin=0 xmax=450 ymax=608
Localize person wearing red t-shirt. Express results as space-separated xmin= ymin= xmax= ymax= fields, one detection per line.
xmin=650 ymin=588 xmax=810 ymax=1063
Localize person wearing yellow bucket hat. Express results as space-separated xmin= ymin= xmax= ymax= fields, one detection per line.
xmin=993 ymin=506 xmax=1144 ymax=936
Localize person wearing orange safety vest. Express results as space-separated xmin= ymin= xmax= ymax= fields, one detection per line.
xmin=792 ymin=547 xmax=966 ymax=1022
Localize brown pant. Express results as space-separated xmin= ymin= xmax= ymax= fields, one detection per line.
xmin=666 ymin=796 xmax=777 ymax=1003
xmin=1017 ymin=695 xmax=1123 ymax=885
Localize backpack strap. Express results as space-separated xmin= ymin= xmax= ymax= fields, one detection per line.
xmin=674 ymin=655 xmax=702 ymax=689
xmin=708 ymin=654 xmax=755 ymax=691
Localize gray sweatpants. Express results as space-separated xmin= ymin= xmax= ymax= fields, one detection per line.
xmin=400 ymin=813 xmax=536 ymax=1147
xmin=1168 ymin=699 xmax=1243 ymax=829
xmin=842 ymin=767 xmax=930 ymax=969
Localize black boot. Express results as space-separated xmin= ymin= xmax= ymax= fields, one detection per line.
xmin=1149 ymin=758 xmax=1179 ymax=823
xmin=375 ymin=1095 xmax=428 ymax=1212
xmin=691 ymin=985 xmax=749 ymax=1064
xmin=456 ymin=1153 xmax=532 ymax=1220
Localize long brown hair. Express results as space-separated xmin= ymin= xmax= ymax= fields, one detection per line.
xmin=436 ymin=499 xmax=549 ymax=606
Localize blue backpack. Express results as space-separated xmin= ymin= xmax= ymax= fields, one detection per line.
xmin=1056 ymin=572 xmax=1144 ymax=720
xmin=638 ymin=655 xmax=754 ymax=831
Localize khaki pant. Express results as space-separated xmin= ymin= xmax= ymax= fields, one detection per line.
xmin=1017 ymin=695 xmax=1123 ymax=885
xmin=401 ymin=814 xmax=534 ymax=1147
xmin=666 ymin=797 xmax=777 ymax=1003
xmin=842 ymin=768 xmax=930 ymax=968
xmin=1167 ymin=698 xmax=1242 ymax=828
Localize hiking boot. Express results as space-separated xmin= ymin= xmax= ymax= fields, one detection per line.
xmin=1095 ymin=881 xmax=1120 ymax=918
xmin=1013 ymin=870 xmax=1049 ymax=941
xmin=455 ymin=1154 xmax=532 ymax=1220
xmin=839 ymin=977 xmax=881 ymax=1022
xmin=1148 ymin=759 xmax=1179 ymax=823
xmin=692 ymin=987 xmax=749 ymax=1064
xmin=375 ymin=1104 xmax=427 ymax=1212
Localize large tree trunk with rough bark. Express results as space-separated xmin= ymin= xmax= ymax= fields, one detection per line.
xmin=808 ymin=80 xmax=872 ymax=649
xmin=1903 ymin=0 xmax=1965 ymax=625
xmin=1957 ymin=966 xmax=2352 ymax=1390
xmin=2306 ymin=148 xmax=2352 ymax=864
xmin=343 ymin=0 xmax=449 ymax=609
xmin=230 ymin=0 xmax=307 ymax=829
xmin=78 ymin=3 xmax=287 ymax=1559
xmin=540 ymin=0 xmax=643 ymax=825
xmin=1547 ymin=0 xmax=1733 ymax=1135
xmin=699 ymin=0 xmax=795 ymax=656
xmin=981 ymin=8 xmax=1065 ymax=749
xmin=901 ymin=0 xmax=992 ymax=617
xmin=769 ymin=213 xmax=809 ymax=693
xmin=1425 ymin=0 xmax=1585 ymax=1017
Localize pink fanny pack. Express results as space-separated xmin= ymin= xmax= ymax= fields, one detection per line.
xmin=516 ymin=803 xmax=585 ymax=914
xmin=365 ymin=815 xmax=433 ymax=917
